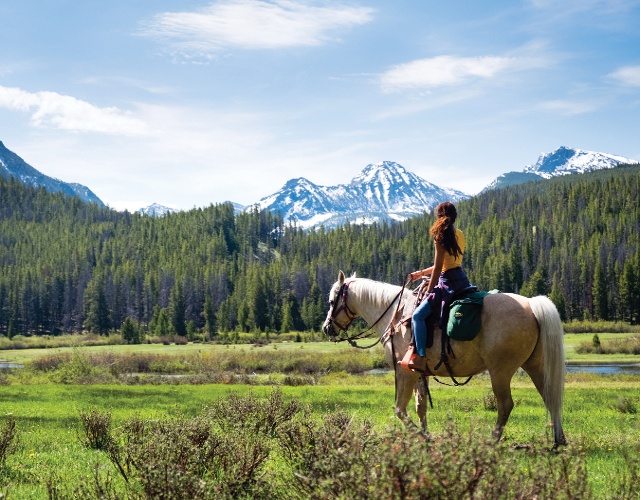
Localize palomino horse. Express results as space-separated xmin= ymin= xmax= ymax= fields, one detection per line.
xmin=322 ymin=271 xmax=566 ymax=447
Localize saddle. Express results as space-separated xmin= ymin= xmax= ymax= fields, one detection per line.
xmin=400 ymin=284 xmax=481 ymax=346
xmin=394 ymin=283 xmax=499 ymax=384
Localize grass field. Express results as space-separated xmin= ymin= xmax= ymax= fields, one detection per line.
xmin=0 ymin=335 xmax=638 ymax=498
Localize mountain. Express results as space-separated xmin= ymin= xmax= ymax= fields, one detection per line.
xmin=138 ymin=203 xmax=179 ymax=217
xmin=0 ymin=141 xmax=104 ymax=206
xmin=253 ymin=161 xmax=469 ymax=228
xmin=483 ymin=146 xmax=637 ymax=191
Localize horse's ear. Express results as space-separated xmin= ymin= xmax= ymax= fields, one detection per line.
xmin=338 ymin=270 xmax=345 ymax=285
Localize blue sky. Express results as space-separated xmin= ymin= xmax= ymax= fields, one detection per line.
xmin=1 ymin=0 xmax=639 ymax=211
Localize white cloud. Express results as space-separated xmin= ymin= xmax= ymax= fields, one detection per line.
xmin=0 ymin=86 xmax=148 ymax=135
xmin=379 ymin=55 xmax=515 ymax=91
xmin=608 ymin=65 xmax=640 ymax=87
xmin=539 ymin=99 xmax=597 ymax=116
xmin=139 ymin=0 xmax=374 ymax=58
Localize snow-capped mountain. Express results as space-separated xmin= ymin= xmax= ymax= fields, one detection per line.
xmin=138 ymin=203 xmax=180 ymax=217
xmin=483 ymin=146 xmax=637 ymax=191
xmin=253 ymin=161 xmax=469 ymax=228
xmin=0 ymin=141 xmax=104 ymax=206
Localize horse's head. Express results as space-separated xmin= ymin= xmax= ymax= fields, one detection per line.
xmin=322 ymin=270 xmax=359 ymax=340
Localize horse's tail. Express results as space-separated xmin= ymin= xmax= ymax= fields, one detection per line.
xmin=529 ymin=295 xmax=565 ymax=442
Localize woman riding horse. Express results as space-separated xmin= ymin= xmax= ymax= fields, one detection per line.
xmin=408 ymin=202 xmax=472 ymax=371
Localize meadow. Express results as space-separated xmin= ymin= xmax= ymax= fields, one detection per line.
xmin=0 ymin=333 xmax=638 ymax=498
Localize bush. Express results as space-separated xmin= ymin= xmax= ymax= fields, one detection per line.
xmin=48 ymin=391 xmax=640 ymax=499
xmin=0 ymin=417 xmax=18 ymax=466
xmin=614 ymin=396 xmax=638 ymax=414
xmin=79 ymin=407 xmax=113 ymax=451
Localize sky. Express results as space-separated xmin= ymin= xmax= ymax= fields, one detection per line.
xmin=1 ymin=0 xmax=639 ymax=211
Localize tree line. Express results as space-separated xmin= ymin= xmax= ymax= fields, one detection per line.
xmin=0 ymin=163 xmax=639 ymax=339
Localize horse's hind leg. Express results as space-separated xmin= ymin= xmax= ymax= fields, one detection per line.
xmin=522 ymin=358 xmax=567 ymax=446
xmin=488 ymin=370 xmax=516 ymax=441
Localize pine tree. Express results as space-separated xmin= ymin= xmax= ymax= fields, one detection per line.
xmin=202 ymin=296 xmax=217 ymax=339
xmin=121 ymin=317 xmax=140 ymax=344
xmin=83 ymin=275 xmax=111 ymax=335
xmin=592 ymin=258 xmax=609 ymax=320
xmin=169 ymin=281 xmax=187 ymax=336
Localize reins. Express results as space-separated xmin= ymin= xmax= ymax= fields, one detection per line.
xmin=329 ymin=275 xmax=411 ymax=349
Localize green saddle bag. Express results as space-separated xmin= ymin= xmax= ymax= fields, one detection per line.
xmin=446 ymin=290 xmax=499 ymax=341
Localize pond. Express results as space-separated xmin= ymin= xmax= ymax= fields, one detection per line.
xmin=565 ymin=363 xmax=640 ymax=375
xmin=367 ymin=363 xmax=640 ymax=376
xmin=0 ymin=362 xmax=24 ymax=369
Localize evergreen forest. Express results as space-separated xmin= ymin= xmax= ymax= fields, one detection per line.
xmin=1 ymin=163 xmax=639 ymax=339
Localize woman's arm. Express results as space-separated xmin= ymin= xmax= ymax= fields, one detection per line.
xmin=409 ymin=265 xmax=434 ymax=281
xmin=425 ymin=241 xmax=445 ymax=293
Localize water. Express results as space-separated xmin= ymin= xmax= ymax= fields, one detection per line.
xmin=367 ymin=363 xmax=640 ymax=376
xmin=0 ymin=362 xmax=24 ymax=369
xmin=0 ymin=361 xmax=638 ymax=375
xmin=565 ymin=363 xmax=640 ymax=375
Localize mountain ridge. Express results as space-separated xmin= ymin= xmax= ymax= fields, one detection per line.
xmin=252 ymin=160 xmax=470 ymax=228
xmin=0 ymin=141 xmax=104 ymax=206
xmin=483 ymin=146 xmax=637 ymax=191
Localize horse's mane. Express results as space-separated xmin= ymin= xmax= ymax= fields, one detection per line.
xmin=347 ymin=276 xmax=405 ymax=306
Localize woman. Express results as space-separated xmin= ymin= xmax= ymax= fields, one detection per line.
xmin=407 ymin=202 xmax=472 ymax=371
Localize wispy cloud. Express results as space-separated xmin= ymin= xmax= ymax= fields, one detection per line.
xmin=539 ymin=99 xmax=597 ymax=116
xmin=139 ymin=0 xmax=374 ymax=59
xmin=608 ymin=65 xmax=640 ymax=87
xmin=0 ymin=86 xmax=148 ymax=135
xmin=379 ymin=55 xmax=516 ymax=91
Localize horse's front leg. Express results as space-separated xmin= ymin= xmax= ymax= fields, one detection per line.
xmin=413 ymin=374 xmax=429 ymax=433
xmin=394 ymin=369 xmax=421 ymax=428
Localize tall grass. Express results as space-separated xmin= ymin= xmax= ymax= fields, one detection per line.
xmin=563 ymin=320 xmax=640 ymax=334
xmin=575 ymin=335 xmax=640 ymax=355
xmin=25 ymin=347 xmax=388 ymax=385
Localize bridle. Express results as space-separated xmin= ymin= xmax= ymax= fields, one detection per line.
xmin=326 ymin=280 xmax=359 ymax=336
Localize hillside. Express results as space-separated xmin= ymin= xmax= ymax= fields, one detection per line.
xmin=0 ymin=141 xmax=104 ymax=206
xmin=0 ymin=164 xmax=639 ymax=337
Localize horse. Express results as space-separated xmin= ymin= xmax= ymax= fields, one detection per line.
xmin=322 ymin=270 xmax=566 ymax=447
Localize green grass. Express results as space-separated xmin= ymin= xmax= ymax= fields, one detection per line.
xmin=0 ymin=336 xmax=638 ymax=497
xmin=0 ymin=373 xmax=639 ymax=497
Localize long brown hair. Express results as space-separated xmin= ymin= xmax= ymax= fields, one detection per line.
xmin=430 ymin=202 xmax=462 ymax=259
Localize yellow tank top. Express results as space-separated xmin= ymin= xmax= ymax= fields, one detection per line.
xmin=441 ymin=228 xmax=465 ymax=272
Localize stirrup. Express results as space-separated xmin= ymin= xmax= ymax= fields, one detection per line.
xmin=398 ymin=345 xmax=424 ymax=372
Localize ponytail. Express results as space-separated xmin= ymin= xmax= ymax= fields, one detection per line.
xmin=430 ymin=202 xmax=462 ymax=259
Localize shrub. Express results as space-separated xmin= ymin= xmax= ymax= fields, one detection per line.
xmin=47 ymin=391 xmax=640 ymax=499
xmin=0 ymin=417 xmax=18 ymax=466
xmin=483 ymin=391 xmax=498 ymax=411
xmin=79 ymin=407 xmax=113 ymax=451
xmin=614 ymin=396 xmax=638 ymax=414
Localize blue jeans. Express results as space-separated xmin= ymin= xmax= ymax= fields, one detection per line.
xmin=411 ymin=267 xmax=471 ymax=357
xmin=412 ymin=299 xmax=431 ymax=356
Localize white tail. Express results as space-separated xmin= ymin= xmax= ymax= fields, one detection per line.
xmin=529 ymin=295 xmax=566 ymax=443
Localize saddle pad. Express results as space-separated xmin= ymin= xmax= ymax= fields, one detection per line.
xmin=447 ymin=290 xmax=498 ymax=341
